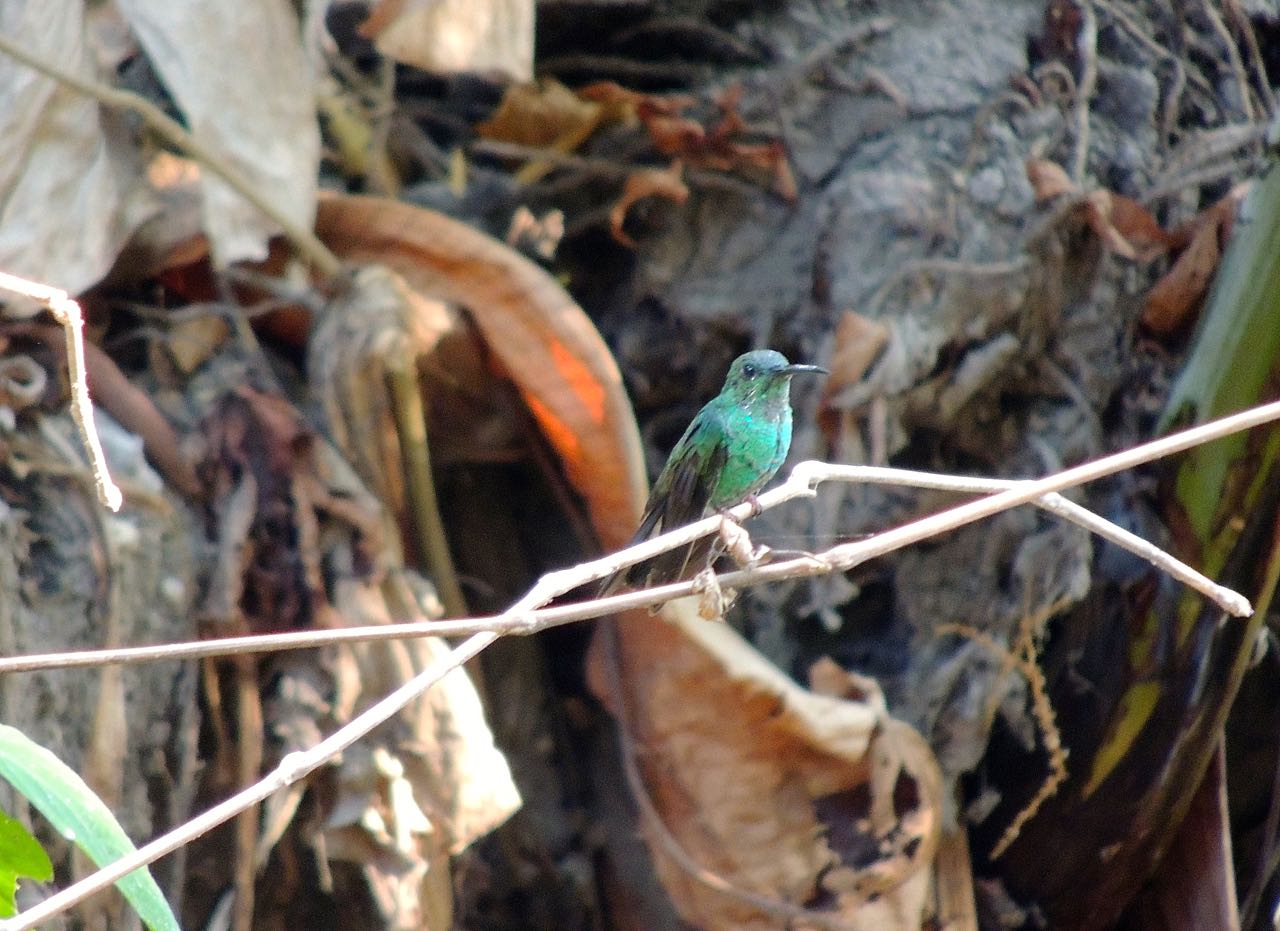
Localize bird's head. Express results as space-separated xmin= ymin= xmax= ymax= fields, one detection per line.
xmin=722 ymin=349 xmax=827 ymax=405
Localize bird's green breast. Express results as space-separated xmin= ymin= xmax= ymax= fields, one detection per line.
xmin=706 ymin=398 xmax=793 ymax=509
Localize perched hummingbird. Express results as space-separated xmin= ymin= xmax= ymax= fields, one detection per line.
xmin=605 ymin=349 xmax=827 ymax=592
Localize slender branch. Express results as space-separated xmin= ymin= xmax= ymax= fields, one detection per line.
xmin=3 ymin=399 xmax=1277 ymax=677
xmin=790 ymin=464 xmax=1249 ymax=616
xmin=0 ymin=32 xmax=341 ymax=278
xmin=0 ymin=273 xmax=122 ymax=510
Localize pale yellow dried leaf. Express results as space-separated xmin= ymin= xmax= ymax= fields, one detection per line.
xmin=0 ymin=0 xmax=159 ymax=293
xmin=364 ymin=0 xmax=533 ymax=81
xmin=115 ymin=0 xmax=319 ymax=267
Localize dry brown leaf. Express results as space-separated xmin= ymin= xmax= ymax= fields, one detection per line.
xmin=1142 ymin=215 xmax=1222 ymax=335
xmin=577 ymin=81 xmax=695 ymax=122
xmin=161 ymin=311 xmax=231 ymax=375
xmin=196 ymin=385 xmax=341 ymax=632
xmin=307 ymin=296 xmax=522 ymax=920
xmin=808 ymin=657 xmax=943 ymax=903
xmin=1141 ymin=186 xmax=1248 ymax=335
xmin=1165 ymin=183 xmax=1248 ymax=252
xmin=308 ymin=264 xmax=460 ymax=525
xmin=637 ymin=88 xmax=797 ymax=201
xmin=821 ymin=309 xmax=891 ymax=405
xmin=1108 ymin=193 xmax=1172 ymax=257
xmin=644 ymin=113 xmax=712 ymax=157
xmin=590 ymin=607 xmax=943 ymax=930
xmin=1027 ymin=161 xmax=1171 ymax=260
xmin=477 ymin=79 xmax=610 ymax=185
xmin=608 ymin=164 xmax=690 ymax=247
xmin=476 ymin=79 xmax=604 ymax=150
xmin=1025 ymin=158 xmax=1077 ymax=202
xmin=1036 ymin=0 xmax=1084 ymax=59
xmin=314 ymin=570 xmax=519 ymax=930
xmin=314 ymin=193 xmax=648 ymax=550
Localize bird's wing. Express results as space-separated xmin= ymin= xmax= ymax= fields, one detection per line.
xmin=636 ymin=409 xmax=729 ymax=541
xmin=599 ymin=410 xmax=728 ymax=595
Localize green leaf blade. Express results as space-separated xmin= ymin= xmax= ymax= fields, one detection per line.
xmin=0 ymin=725 xmax=179 ymax=931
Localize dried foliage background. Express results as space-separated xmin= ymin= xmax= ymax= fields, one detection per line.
xmin=1 ymin=0 xmax=1280 ymax=930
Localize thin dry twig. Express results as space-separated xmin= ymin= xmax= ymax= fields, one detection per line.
xmin=1095 ymin=0 xmax=1187 ymax=146
xmin=0 ymin=441 xmax=1257 ymax=676
xmin=0 ymin=272 xmax=122 ymax=511
xmin=6 ymin=398 xmax=1280 ymax=928
xmin=1224 ymin=0 xmax=1275 ymax=115
xmin=865 ymin=256 xmax=1030 ymax=316
xmin=1201 ymin=0 xmax=1257 ymax=124
xmin=1141 ymin=123 xmax=1265 ymax=203
xmin=0 ymin=32 xmax=341 ymax=278
xmin=800 ymin=464 xmax=1248 ymax=615
xmin=942 ymin=599 xmax=1073 ymax=860
xmin=1072 ymin=0 xmax=1098 ymax=183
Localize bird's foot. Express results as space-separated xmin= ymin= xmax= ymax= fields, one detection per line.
xmin=715 ymin=495 xmax=764 ymax=529
xmin=717 ymin=514 xmax=770 ymax=568
xmin=691 ymin=567 xmax=735 ymax=620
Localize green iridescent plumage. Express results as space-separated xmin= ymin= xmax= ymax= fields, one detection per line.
xmin=607 ymin=349 xmax=826 ymax=591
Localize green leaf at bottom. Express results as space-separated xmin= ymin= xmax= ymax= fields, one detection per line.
xmin=0 ymin=725 xmax=179 ymax=931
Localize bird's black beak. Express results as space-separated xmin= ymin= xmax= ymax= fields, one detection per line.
xmin=781 ymin=363 xmax=828 ymax=376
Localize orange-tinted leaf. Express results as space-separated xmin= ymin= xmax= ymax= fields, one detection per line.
xmin=630 ymin=87 xmax=795 ymax=199
xmin=608 ymin=164 xmax=690 ymax=247
xmin=576 ymin=81 xmax=693 ymax=121
xmin=643 ymin=113 xmax=708 ymax=157
xmin=314 ymin=194 xmax=647 ymax=550
xmin=1027 ymin=161 xmax=1172 ymax=260
xmin=1109 ymin=193 xmax=1172 ymax=257
xmin=1165 ymin=183 xmax=1248 ymax=252
xmin=1141 ymin=186 xmax=1248 ymax=335
xmin=1142 ymin=216 xmax=1222 ymax=335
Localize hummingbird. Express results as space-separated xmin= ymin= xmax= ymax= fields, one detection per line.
xmin=604 ymin=349 xmax=827 ymax=593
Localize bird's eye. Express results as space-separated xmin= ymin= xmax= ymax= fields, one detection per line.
xmin=742 ymin=363 xmax=756 ymax=378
